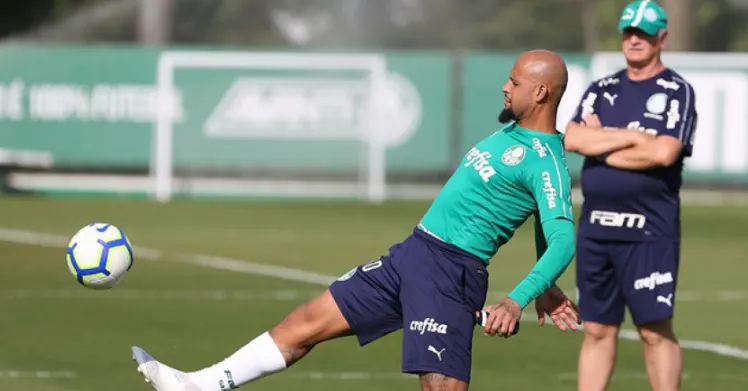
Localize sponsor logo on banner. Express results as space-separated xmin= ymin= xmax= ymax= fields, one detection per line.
xmin=203 ymin=68 xmax=422 ymax=148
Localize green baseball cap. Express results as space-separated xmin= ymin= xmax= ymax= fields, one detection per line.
xmin=618 ymin=0 xmax=668 ymax=36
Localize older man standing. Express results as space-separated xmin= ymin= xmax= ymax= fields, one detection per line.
xmin=564 ymin=1 xmax=698 ymax=390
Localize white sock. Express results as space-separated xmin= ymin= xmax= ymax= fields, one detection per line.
xmin=191 ymin=332 xmax=288 ymax=390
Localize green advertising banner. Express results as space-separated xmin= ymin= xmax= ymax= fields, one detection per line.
xmin=0 ymin=45 xmax=452 ymax=174
xmin=0 ymin=45 xmax=159 ymax=167
xmin=0 ymin=44 xmax=747 ymax=193
xmin=167 ymin=51 xmax=452 ymax=174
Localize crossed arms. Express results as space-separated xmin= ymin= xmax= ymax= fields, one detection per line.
xmin=564 ymin=114 xmax=684 ymax=170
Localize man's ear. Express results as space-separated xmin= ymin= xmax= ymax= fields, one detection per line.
xmin=658 ymin=30 xmax=668 ymax=50
xmin=535 ymin=84 xmax=550 ymax=104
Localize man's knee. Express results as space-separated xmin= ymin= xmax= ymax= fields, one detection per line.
xmin=637 ymin=318 xmax=678 ymax=346
xmin=419 ymin=373 xmax=468 ymax=391
xmin=583 ymin=321 xmax=620 ymax=342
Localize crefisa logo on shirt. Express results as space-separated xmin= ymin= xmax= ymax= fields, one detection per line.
xmin=532 ymin=138 xmax=546 ymax=158
xmin=656 ymin=78 xmax=680 ymax=91
xmin=465 ymin=147 xmax=496 ymax=182
xmin=541 ymin=171 xmax=557 ymax=208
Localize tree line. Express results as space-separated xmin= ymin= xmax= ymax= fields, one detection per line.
xmin=3 ymin=0 xmax=747 ymax=52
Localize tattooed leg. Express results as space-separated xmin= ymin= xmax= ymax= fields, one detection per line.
xmin=419 ymin=373 xmax=469 ymax=391
xmin=270 ymin=289 xmax=354 ymax=366
xmin=174 ymin=289 xmax=352 ymax=390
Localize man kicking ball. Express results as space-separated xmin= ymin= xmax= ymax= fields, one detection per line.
xmin=131 ymin=49 xmax=581 ymax=391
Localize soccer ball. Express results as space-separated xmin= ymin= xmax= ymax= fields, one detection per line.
xmin=66 ymin=223 xmax=134 ymax=290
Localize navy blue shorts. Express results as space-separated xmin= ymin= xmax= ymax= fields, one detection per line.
xmin=328 ymin=228 xmax=489 ymax=383
xmin=575 ymin=237 xmax=680 ymax=326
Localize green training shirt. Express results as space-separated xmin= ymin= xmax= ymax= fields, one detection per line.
xmin=419 ymin=121 xmax=574 ymax=263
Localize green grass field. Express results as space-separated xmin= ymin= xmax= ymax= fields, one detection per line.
xmin=1 ymin=196 xmax=747 ymax=391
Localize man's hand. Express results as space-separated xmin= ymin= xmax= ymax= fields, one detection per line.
xmin=483 ymin=298 xmax=522 ymax=338
xmin=535 ymin=286 xmax=581 ymax=332
xmin=564 ymin=117 xmax=651 ymax=156
xmin=605 ymin=134 xmax=684 ymax=170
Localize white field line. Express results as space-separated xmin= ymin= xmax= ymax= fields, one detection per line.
xmin=1 ymin=227 xmax=747 ymax=361
xmin=9 ymin=172 xmax=748 ymax=205
xmin=557 ymin=371 xmax=693 ymax=381
xmin=0 ymin=227 xmax=335 ymax=286
xmin=227 ymin=370 xmax=748 ymax=383
xmin=289 ymin=371 xmax=412 ymax=381
xmin=1 ymin=289 xmax=321 ymax=301
xmin=488 ymin=290 xmax=748 ymax=303
xmin=3 ymin=288 xmax=746 ymax=303
xmin=558 ymin=371 xmax=748 ymax=383
xmin=0 ymin=370 xmax=76 ymax=379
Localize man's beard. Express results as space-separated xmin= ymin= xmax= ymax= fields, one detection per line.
xmin=498 ymin=108 xmax=517 ymax=124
